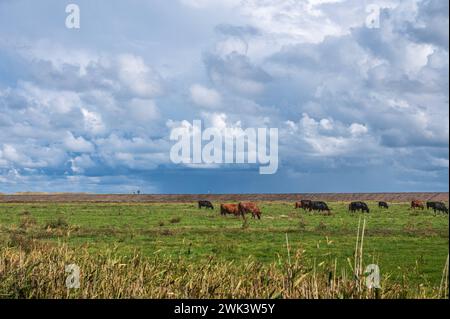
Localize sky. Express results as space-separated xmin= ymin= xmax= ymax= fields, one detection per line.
xmin=0 ymin=0 xmax=448 ymax=194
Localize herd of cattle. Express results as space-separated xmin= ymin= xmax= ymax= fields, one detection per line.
xmin=198 ymin=201 xmax=262 ymax=219
xmin=198 ymin=199 xmax=449 ymax=219
xmin=411 ymin=200 xmax=449 ymax=213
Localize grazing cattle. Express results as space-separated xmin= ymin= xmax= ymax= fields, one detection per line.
xmin=378 ymin=201 xmax=389 ymax=209
xmin=300 ymin=200 xmax=312 ymax=210
xmin=411 ymin=200 xmax=425 ymax=210
xmin=426 ymin=201 xmax=438 ymax=210
xmin=432 ymin=202 xmax=448 ymax=214
xmin=198 ymin=200 xmax=214 ymax=210
xmin=220 ymin=203 xmax=239 ymax=216
xmin=238 ymin=202 xmax=262 ymax=219
xmin=309 ymin=201 xmax=331 ymax=213
xmin=349 ymin=202 xmax=370 ymax=213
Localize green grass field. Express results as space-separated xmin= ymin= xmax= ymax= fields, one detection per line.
xmin=0 ymin=201 xmax=448 ymax=292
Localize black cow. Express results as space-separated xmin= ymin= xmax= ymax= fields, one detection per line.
xmin=378 ymin=201 xmax=389 ymax=209
xmin=300 ymin=200 xmax=312 ymax=210
xmin=198 ymin=200 xmax=214 ymax=210
xmin=309 ymin=201 xmax=330 ymax=213
xmin=349 ymin=201 xmax=370 ymax=213
xmin=426 ymin=201 xmax=438 ymax=210
xmin=432 ymin=202 xmax=448 ymax=214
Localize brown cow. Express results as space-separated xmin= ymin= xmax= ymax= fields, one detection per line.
xmin=238 ymin=202 xmax=261 ymax=219
xmin=411 ymin=200 xmax=425 ymax=210
xmin=295 ymin=202 xmax=302 ymax=209
xmin=220 ymin=203 xmax=240 ymax=216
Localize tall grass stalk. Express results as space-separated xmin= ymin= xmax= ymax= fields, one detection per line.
xmin=439 ymin=254 xmax=449 ymax=298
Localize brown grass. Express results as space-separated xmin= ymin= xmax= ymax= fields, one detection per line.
xmin=0 ymin=232 xmax=446 ymax=299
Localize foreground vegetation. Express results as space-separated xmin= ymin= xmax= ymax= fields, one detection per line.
xmin=0 ymin=201 xmax=448 ymax=298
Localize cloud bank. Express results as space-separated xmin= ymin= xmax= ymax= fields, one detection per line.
xmin=0 ymin=0 xmax=448 ymax=193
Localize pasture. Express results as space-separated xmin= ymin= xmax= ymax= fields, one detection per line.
xmin=0 ymin=200 xmax=448 ymax=298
